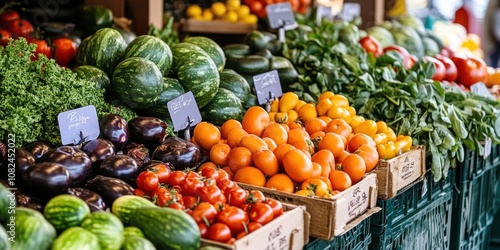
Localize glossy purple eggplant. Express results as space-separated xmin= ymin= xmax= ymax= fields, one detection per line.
xmin=81 ymin=138 xmax=116 ymax=170
xmin=22 ymin=162 xmax=71 ymax=201
xmin=84 ymin=175 xmax=134 ymax=207
xmin=16 ymin=194 xmax=45 ymax=212
xmin=23 ymin=141 xmax=52 ymax=162
xmin=1 ymin=148 xmax=35 ymax=187
xmin=99 ymin=154 xmax=139 ymax=185
xmin=68 ymin=187 xmax=107 ymax=212
xmin=40 ymin=146 xmax=93 ymax=187
xmin=99 ymin=114 xmax=130 ymax=151
xmin=124 ymin=142 xmax=150 ymax=167
xmin=152 ymin=137 xmax=202 ymax=170
xmin=128 ymin=117 xmax=168 ymax=150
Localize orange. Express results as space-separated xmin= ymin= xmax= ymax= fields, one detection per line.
xmin=265 ymin=174 xmax=295 ymax=193
xmin=193 ymin=121 xmax=221 ymax=151
xmin=233 ymin=166 xmax=266 ymax=187
xmin=227 ymin=127 xmax=248 ymax=148
xmin=220 ymin=119 xmax=242 ymax=139
xmin=242 ymin=106 xmax=270 ymax=137
xmin=239 ymin=134 xmax=268 ymax=153
xmin=253 ymin=149 xmax=279 ymax=177
xmin=318 ymin=132 xmax=345 ymax=158
xmin=282 ymin=148 xmax=313 ymax=183
xmin=262 ymin=123 xmax=288 ymax=146
xmin=227 ymin=146 xmax=253 ymax=173
xmin=329 ymin=170 xmax=352 ymax=191
xmin=325 ymin=118 xmax=352 ymax=139
xmin=209 ymin=143 xmax=231 ymax=166
xmin=341 ymin=154 xmax=366 ymax=184
xmin=305 ymin=117 xmax=327 ymax=135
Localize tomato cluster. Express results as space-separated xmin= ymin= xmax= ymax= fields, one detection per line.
xmin=243 ymin=0 xmax=312 ymax=18
xmin=0 ymin=9 xmax=77 ymax=67
xmin=135 ymin=161 xmax=284 ymax=243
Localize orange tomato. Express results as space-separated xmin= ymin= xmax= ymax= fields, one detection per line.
xmin=265 ymin=174 xmax=295 ymax=193
xmin=353 ymin=120 xmax=378 ymax=137
xmin=233 ymin=166 xmax=266 ymax=187
xmin=345 ymin=106 xmax=357 ymax=116
xmin=262 ymin=123 xmax=288 ymax=146
xmin=198 ymin=161 xmax=217 ymax=172
xmin=274 ymin=112 xmax=288 ymax=123
xmin=317 ymin=116 xmax=332 ymax=125
xmin=311 ymin=149 xmax=335 ymax=177
xmin=287 ymin=120 xmax=303 ymax=130
xmin=318 ymin=91 xmax=335 ymax=102
xmin=336 ymin=150 xmax=350 ymax=164
xmin=291 ymin=139 xmax=315 ymax=155
xmin=310 ymin=131 xmax=325 ymax=141
xmin=354 ymin=144 xmax=379 ymax=172
xmin=295 ymin=189 xmax=315 ymax=197
xmin=193 ymin=121 xmax=221 ymax=151
xmin=273 ymin=143 xmax=295 ymax=164
xmin=239 ymin=134 xmax=268 ymax=153
xmin=242 ymin=106 xmax=270 ymax=137
xmin=253 ymin=149 xmax=279 ymax=177
xmin=328 ymin=170 xmax=352 ymax=191
xmin=227 ymin=127 xmax=248 ymax=148
xmin=347 ymin=133 xmax=376 ymax=152
xmin=325 ymin=118 xmax=352 ymax=139
xmin=310 ymin=162 xmax=323 ymax=178
xmin=209 ymin=143 xmax=231 ymax=166
xmin=349 ymin=115 xmax=365 ymax=128
xmin=326 ymin=106 xmax=352 ymax=124
xmin=270 ymin=98 xmax=279 ymax=112
xmin=227 ymin=146 xmax=253 ymax=173
xmin=341 ymin=154 xmax=366 ymax=184
xmin=305 ymin=117 xmax=327 ymax=135
xmin=287 ymin=109 xmax=299 ymax=122
xmin=282 ymin=148 xmax=313 ymax=183
xmin=301 ymin=178 xmax=330 ymax=197
xmin=319 ymin=176 xmax=333 ymax=190
xmin=220 ymin=119 xmax=242 ymax=139
xmin=316 ymin=98 xmax=333 ymax=116
xmin=372 ymin=133 xmax=388 ymax=145
xmin=293 ymin=100 xmax=307 ymax=113
xmin=318 ymin=132 xmax=345 ymax=158
xmin=287 ymin=128 xmax=310 ymax=145
xmin=329 ymin=94 xmax=349 ymax=107
xmin=298 ymin=103 xmax=317 ymax=123
xmin=279 ymin=92 xmax=299 ymax=112
xmin=262 ymin=137 xmax=277 ymax=151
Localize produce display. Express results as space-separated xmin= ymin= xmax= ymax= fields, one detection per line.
xmin=186 ymin=0 xmax=258 ymax=24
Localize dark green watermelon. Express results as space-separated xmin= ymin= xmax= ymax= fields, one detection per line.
xmin=124 ymin=35 xmax=172 ymax=76
xmin=84 ymin=28 xmax=127 ymax=76
xmin=183 ymin=36 xmax=225 ymax=72
xmin=73 ymin=65 xmax=111 ymax=94
xmin=79 ymin=5 xmax=113 ymax=34
xmin=219 ymin=69 xmax=251 ymax=101
xmin=200 ymin=88 xmax=244 ymax=126
xmin=150 ymin=77 xmax=185 ymax=119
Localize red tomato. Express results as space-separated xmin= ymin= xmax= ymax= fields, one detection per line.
xmin=248 ymin=190 xmax=265 ymax=203
xmin=227 ymin=188 xmax=248 ymax=207
xmin=136 ymin=171 xmax=159 ymax=192
xmin=265 ymin=198 xmax=284 ymax=218
xmin=186 ymin=171 xmax=201 ymax=179
xmin=208 ymin=223 xmax=232 ymax=242
xmin=198 ymin=222 xmax=209 ymax=239
xmin=218 ymin=179 xmax=238 ymax=195
xmin=52 ymin=37 xmax=77 ymax=66
xmin=183 ymin=195 xmax=199 ymax=209
xmin=249 ymin=203 xmax=274 ymax=225
xmin=198 ymin=185 xmax=226 ymax=204
xmin=383 ymin=45 xmax=411 ymax=68
xmin=0 ymin=10 xmax=20 ymax=26
xmin=0 ymin=29 xmax=12 ymax=46
xmin=168 ymin=171 xmax=187 ymax=187
xmin=134 ymin=188 xmax=148 ymax=197
xmin=439 ymin=46 xmax=454 ymax=58
xmin=191 ymin=202 xmax=218 ymax=224
xmin=359 ymin=35 xmax=383 ymax=57
xmin=168 ymin=202 xmax=185 ymax=210
xmin=435 ymin=54 xmax=458 ymax=82
xmin=451 ymin=55 xmax=488 ymax=87
xmin=143 ymin=161 xmax=171 ymax=184
xmin=217 ymin=206 xmax=249 ymax=234
xmin=181 ymin=177 xmax=205 ymax=196
xmin=153 ymin=186 xmax=173 ymax=207
xmin=200 ymin=165 xmax=219 ymax=180
xmin=424 ymin=56 xmax=446 ymax=81
xmin=6 ymin=19 xmax=33 ymax=38
xmin=28 ymin=38 xmax=53 ymax=60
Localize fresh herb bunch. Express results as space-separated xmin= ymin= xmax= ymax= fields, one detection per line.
xmin=0 ymin=38 xmax=136 ymax=147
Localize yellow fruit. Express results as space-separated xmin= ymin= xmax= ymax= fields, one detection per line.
xmin=241 ymin=14 xmax=258 ymax=24
xmin=226 ymin=0 xmax=241 ymax=11
xmin=236 ymin=5 xmax=251 ymax=19
xmin=211 ymin=2 xmax=227 ymax=17
xmin=201 ymin=9 xmax=214 ymax=20
xmin=186 ymin=4 xmax=202 ymax=18
xmin=224 ymin=10 xmax=238 ymax=22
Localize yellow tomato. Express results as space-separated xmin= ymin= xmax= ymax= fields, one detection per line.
xmin=279 ymin=92 xmax=299 ymax=112
xmin=298 ymin=103 xmax=317 ymax=123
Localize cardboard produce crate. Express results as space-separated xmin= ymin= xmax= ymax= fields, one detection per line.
xmin=180 ymin=19 xmax=257 ymax=35
xmin=239 ymin=173 xmax=380 ymax=240
xmin=372 ymin=146 xmax=426 ymax=199
xmin=201 ymin=204 xmax=310 ymax=250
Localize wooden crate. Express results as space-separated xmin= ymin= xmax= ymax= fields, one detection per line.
xmin=239 ymin=173 xmax=380 ymax=240
xmin=180 ymin=19 xmax=257 ymax=34
xmin=372 ymin=145 xmax=426 ymax=200
xmin=201 ymin=204 xmax=310 ymax=250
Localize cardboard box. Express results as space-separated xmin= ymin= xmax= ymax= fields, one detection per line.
xmin=125 ymin=0 xmax=163 ymax=35
xmin=201 ymin=204 xmax=310 ymax=250
xmin=181 ymin=19 xmax=257 ymax=35
xmin=239 ymin=173 xmax=380 ymax=240
xmin=372 ymin=145 xmax=426 ymax=200
xmin=84 ymin=0 xmax=125 ymax=17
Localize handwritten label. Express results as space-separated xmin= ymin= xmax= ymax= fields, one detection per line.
xmin=263 ymin=225 xmax=288 ymax=250
xmin=484 ymin=137 xmax=492 ymax=158
xmin=347 ymin=187 xmax=368 ymax=219
xmin=254 ymin=70 xmax=283 ymax=105
xmin=167 ymin=92 xmax=201 ymax=132
xmin=266 ymin=2 xmax=297 ymax=30
xmin=316 ymin=4 xmax=334 ymax=21
xmin=401 ymin=156 xmax=416 ymax=181
xmin=470 ymin=82 xmax=495 ymax=100
xmin=340 ymin=3 xmax=360 ymax=21
xmin=57 ymin=105 xmax=99 ymax=145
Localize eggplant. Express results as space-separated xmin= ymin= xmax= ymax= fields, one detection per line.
xmin=99 ymin=155 xmax=139 ymax=185
xmin=24 ymin=141 xmax=52 ymax=162
xmin=1 ymin=148 xmax=35 ymax=187
xmin=15 ymin=194 xmax=45 ymax=213
xmin=152 ymin=137 xmax=202 ymax=170
xmin=81 ymin=138 xmax=116 ymax=170
xmin=124 ymin=142 xmax=150 ymax=167
xmin=85 ymin=175 xmax=134 ymax=207
xmin=68 ymin=187 xmax=107 ymax=212
xmin=22 ymin=162 xmax=71 ymax=201
xmin=128 ymin=117 xmax=169 ymax=150
xmin=0 ymin=141 xmax=6 ymax=163
xmin=99 ymin=114 xmax=130 ymax=151
xmin=140 ymin=160 xmax=173 ymax=173
xmin=40 ymin=146 xmax=93 ymax=187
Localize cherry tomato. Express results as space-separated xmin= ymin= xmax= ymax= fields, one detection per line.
xmin=143 ymin=161 xmax=171 ymax=184
xmin=6 ymin=19 xmax=33 ymax=38
xmin=451 ymin=55 xmax=488 ymax=87
xmin=208 ymin=223 xmax=232 ymax=243
xmin=435 ymin=54 xmax=458 ymax=82
xmin=183 ymin=195 xmax=199 ymax=209
xmin=28 ymin=38 xmax=53 ymax=60
xmin=383 ymin=45 xmax=411 ymax=68
xmin=186 ymin=171 xmax=201 ymax=179
xmin=191 ymin=202 xmax=218 ymax=224
xmin=0 ymin=29 xmax=12 ymax=46
xmin=265 ymin=198 xmax=284 ymax=218
xmin=217 ymin=169 xmax=231 ymax=183
xmin=182 ymin=177 xmax=205 ymax=196
xmin=423 ymin=56 xmax=446 ymax=81
xmin=0 ymin=10 xmax=20 ymax=26
xmin=200 ymin=165 xmax=219 ymax=180
xmin=249 ymin=203 xmax=274 ymax=225
xmin=227 ymin=188 xmax=248 ymax=207
xmin=218 ymin=179 xmax=238 ymax=195
xmin=198 ymin=185 xmax=226 ymax=204
xmin=168 ymin=202 xmax=185 ymax=210
xmin=359 ymin=35 xmax=383 ymax=57
xmin=246 ymin=221 xmax=263 ymax=233
xmin=217 ymin=206 xmax=249 ymax=234
xmin=168 ymin=171 xmax=187 ymax=187
xmin=51 ymin=37 xmax=77 ymax=67
xmin=136 ymin=171 xmax=159 ymax=192
xmin=198 ymin=222 xmax=209 ymax=239
xmin=213 ymin=200 xmax=230 ymax=212
xmin=153 ymin=186 xmax=173 ymax=207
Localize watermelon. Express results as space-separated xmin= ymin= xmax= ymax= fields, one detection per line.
xmin=112 ymin=57 xmax=163 ymax=109
xmin=219 ymin=69 xmax=251 ymax=101
xmin=183 ymin=36 xmax=225 ymax=72
xmin=10 ymin=207 xmax=56 ymax=250
xmin=76 ymin=35 xmax=92 ymax=66
xmin=81 ymin=28 xmax=127 ymax=75
xmin=171 ymin=43 xmax=220 ymax=109
xmin=122 ymin=236 xmax=156 ymax=250
xmin=123 ymin=226 xmax=145 ymax=238
xmin=200 ymin=88 xmax=244 ymax=126
xmin=43 ymin=194 xmax=91 ymax=232
xmin=81 ymin=211 xmax=124 ymax=250
xmin=129 ymin=207 xmax=200 ymax=250
xmin=73 ymin=65 xmax=111 ymax=92
xmin=111 ymin=195 xmax=155 ymax=225
xmin=79 ymin=5 xmax=113 ymax=34
xmin=150 ymin=77 xmax=185 ymax=119
xmin=52 ymin=227 xmax=100 ymax=250
xmin=0 ymin=225 xmax=8 ymax=250
xmin=0 ymin=184 xmax=13 ymax=223
xmin=124 ymin=35 xmax=173 ymax=76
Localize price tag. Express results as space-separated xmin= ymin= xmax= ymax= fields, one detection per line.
xmin=470 ymin=82 xmax=495 ymax=100
xmin=484 ymin=137 xmax=492 ymax=158
xmin=317 ymin=0 xmax=344 ymax=14
xmin=167 ymin=92 xmax=202 ymax=132
xmin=58 ymin=105 xmax=100 ymax=145
xmin=317 ymin=4 xmax=334 ymax=21
xmin=253 ymin=70 xmax=283 ymax=105
xmin=266 ymin=2 xmax=297 ymax=30
xmin=340 ymin=3 xmax=361 ymax=22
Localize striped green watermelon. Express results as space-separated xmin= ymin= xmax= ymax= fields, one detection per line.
xmin=183 ymin=36 xmax=225 ymax=72
xmin=52 ymin=227 xmax=100 ymax=250
xmin=200 ymin=88 xmax=244 ymax=126
xmin=112 ymin=57 xmax=163 ymax=109
xmin=129 ymin=207 xmax=200 ymax=250
xmin=122 ymin=236 xmax=156 ymax=250
xmin=123 ymin=226 xmax=145 ymax=238
xmin=124 ymin=35 xmax=172 ymax=76
xmin=81 ymin=211 xmax=124 ymax=250
xmin=219 ymin=69 xmax=251 ymax=101
xmin=73 ymin=65 xmax=111 ymax=93
xmin=0 ymin=184 xmax=12 ymax=224
xmin=111 ymin=195 xmax=155 ymax=225
xmin=150 ymin=77 xmax=185 ymax=119
xmin=43 ymin=194 xmax=91 ymax=232
xmin=171 ymin=42 xmax=219 ymax=108
xmin=82 ymin=28 xmax=127 ymax=75
xmin=11 ymin=207 xmax=57 ymax=250
xmin=76 ymin=35 xmax=92 ymax=66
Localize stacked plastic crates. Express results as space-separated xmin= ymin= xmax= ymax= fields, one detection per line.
xmin=450 ymin=146 xmax=500 ymax=250
xmin=368 ymin=168 xmax=454 ymax=250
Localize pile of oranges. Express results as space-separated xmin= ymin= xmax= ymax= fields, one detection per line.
xmin=185 ymin=0 xmax=258 ymax=24
xmin=191 ymin=91 xmax=413 ymax=198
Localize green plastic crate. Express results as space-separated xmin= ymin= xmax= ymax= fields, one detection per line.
xmin=454 ymin=218 xmax=494 ymax=250
xmin=304 ymin=215 xmax=371 ymax=250
xmin=369 ymin=190 xmax=453 ymax=250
